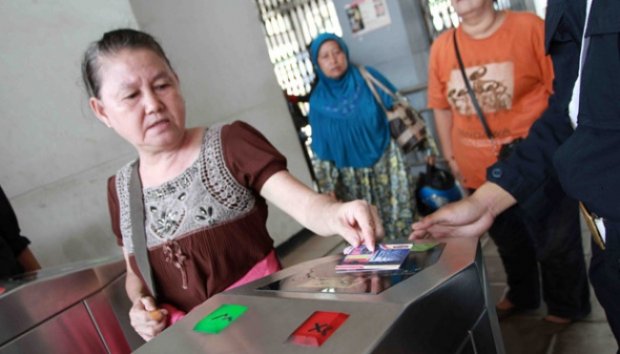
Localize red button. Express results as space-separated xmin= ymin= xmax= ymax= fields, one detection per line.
xmin=288 ymin=311 xmax=349 ymax=347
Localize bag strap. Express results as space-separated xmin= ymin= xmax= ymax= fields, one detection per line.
xmin=452 ymin=30 xmax=495 ymax=142
xmin=358 ymin=65 xmax=398 ymax=112
xmin=128 ymin=162 xmax=158 ymax=299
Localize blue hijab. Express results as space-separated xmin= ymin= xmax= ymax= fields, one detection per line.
xmin=308 ymin=33 xmax=395 ymax=168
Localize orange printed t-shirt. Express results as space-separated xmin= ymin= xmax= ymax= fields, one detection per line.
xmin=427 ymin=11 xmax=553 ymax=189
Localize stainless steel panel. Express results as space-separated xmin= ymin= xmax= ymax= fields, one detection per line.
xmin=0 ymin=302 xmax=108 ymax=354
xmin=88 ymin=275 xmax=145 ymax=351
xmin=141 ymin=294 xmax=405 ymax=353
xmin=371 ymin=265 xmax=484 ymax=353
xmin=0 ymin=257 xmax=125 ymax=345
xmin=0 ymin=256 xmax=145 ymax=353
xmin=85 ymin=286 xmax=132 ymax=354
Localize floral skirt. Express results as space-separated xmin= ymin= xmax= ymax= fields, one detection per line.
xmin=311 ymin=141 xmax=417 ymax=240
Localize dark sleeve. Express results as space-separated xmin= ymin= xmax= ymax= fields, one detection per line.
xmin=106 ymin=177 xmax=123 ymax=246
xmin=0 ymin=186 xmax=30 ymax=256
xmin=221 ymin=121 xmax=288 ymax=193
xmin=486 ymin=0 xmax=582 ymax=218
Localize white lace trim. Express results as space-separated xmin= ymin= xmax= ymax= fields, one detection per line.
xmin=116 ymin=126 xmax=256 ymax=252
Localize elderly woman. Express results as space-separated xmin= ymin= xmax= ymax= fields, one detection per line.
xmin=308 ymin=33 xmax=417 ymax=240
xmin=82 ymin=28 xmax=383 ymax=341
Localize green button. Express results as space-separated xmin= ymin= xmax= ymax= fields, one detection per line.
xmin=193 ymin=304 xmax=248 ymax=334
xmin=410 ymin=242 xmax=438 ymax=252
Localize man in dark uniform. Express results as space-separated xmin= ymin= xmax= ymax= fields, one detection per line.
xmin=411 ymin=0 xmax=620 ymax=350
xmin=0 ymin=185 xmax=40 ymax=279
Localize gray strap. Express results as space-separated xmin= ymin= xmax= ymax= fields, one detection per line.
xmin=128 ymin=162 xmax=157 ymax=299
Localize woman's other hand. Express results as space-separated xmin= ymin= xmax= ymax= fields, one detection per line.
xmin=409 ymin=182 xmax=516 ymax=239
xmin=129 ymin=296 xmax=168 ymax=342
xmin=410 ymin=196 xmax=492 ymax=239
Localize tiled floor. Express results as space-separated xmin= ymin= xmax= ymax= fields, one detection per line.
xmin=279 ymin=226 xmax=617 ymax=353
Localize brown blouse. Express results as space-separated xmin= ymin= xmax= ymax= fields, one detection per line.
xmin=107 ymin=121 xmax=287 ymax=312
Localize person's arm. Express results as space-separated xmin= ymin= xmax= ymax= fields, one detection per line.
xmin=16 ymin=247 xmax=40 ymax=272
xmin=486 ymin=7 xmax=580 ymax=206
xmin=106 ymin=177 xmax=166 ymax=340
xmin=123 ymin=249 xmax=168 ymax=342
xmin=410 ymin=182 xmax=516 ymax=239
xmin=123 ymin=250 xmax=149 ymax=304
xmin=260 ymin=171 xmax=383 ymax=251
xmin=433 ymin=108 xmax=462 ymax=183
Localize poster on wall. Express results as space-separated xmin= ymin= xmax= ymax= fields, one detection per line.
xmin=345 ymin=0 xmax=391 ymax=36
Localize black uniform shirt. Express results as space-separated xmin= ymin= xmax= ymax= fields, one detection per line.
xmin=487 ymin=0 xmax=620 ymax=222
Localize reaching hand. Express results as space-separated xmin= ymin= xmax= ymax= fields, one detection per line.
xmin=331 ymin=200 xmax=384 ymax=252
xmin=259 ymin=171 xmax=385 ymax=250
xmin=410 ymin=182 xmax=516 ymax=239
xmin=409 ymin=195 xmax=495 ymax=239
xmin=129 ymin=296 xmax=168 ymax=342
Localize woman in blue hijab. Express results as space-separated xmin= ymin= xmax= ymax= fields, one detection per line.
xmin=308 ymin=33 xmax=417 ymax=239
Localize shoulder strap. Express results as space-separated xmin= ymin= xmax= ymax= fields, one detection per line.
xmin=128 ymin=162 xmax=158 ymax=299
xmin=452 ymin=30 xmax=495 ymax=141
xmin=358 ymin=65 xmax=399 ymax=112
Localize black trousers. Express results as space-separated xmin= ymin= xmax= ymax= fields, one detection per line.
xmin=589 ymin=221 xmax=620 ymax=352
xmin=488 ymin=195 xmax=591 ymax=319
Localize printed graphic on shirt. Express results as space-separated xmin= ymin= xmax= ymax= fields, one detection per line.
xmin=447 ymin=62 xmax=514 ymax=117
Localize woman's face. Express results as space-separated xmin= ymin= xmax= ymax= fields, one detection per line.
xmin=317 ymin=40 xmax=348 ymax=79
xmin=89 ymin=48 xmax=186 ymax=154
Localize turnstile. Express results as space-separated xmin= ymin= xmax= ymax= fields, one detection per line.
xmin=0 ymin=257 xmax=144 ymax=354
xmin=135 ymin=237 xmax=504 ymax=354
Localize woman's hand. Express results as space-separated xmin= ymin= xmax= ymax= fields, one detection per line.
xmin=328 ymin=199 xmax=384 ymax=251
xmin=409 ymin=196 xmax=493 ymax=239
xmin=129 ymin=296 xmax=168 ymax=342
xmin=260 ymin=171 xmax=383 ymax=251
xmin=409 ymin=182 xmax=516 ymax=239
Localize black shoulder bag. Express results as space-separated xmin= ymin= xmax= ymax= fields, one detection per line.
xmin=453 ymin=30 xmax=522 ymax=160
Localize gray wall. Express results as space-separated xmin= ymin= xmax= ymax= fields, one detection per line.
xmin=1 ymin=0 xmax=138 ymax=267
xmin=333 ymin=0 xmax=431 ymax=110
xmin=1 ymin=1 xmax=310 ymax=269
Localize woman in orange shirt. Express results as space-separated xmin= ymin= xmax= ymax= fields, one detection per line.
xmin=427 ymin=0 xmax=589 ymax=323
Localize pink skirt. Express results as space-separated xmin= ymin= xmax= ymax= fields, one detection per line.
xmin=225 ymin=249 xmax=282 ymax=290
